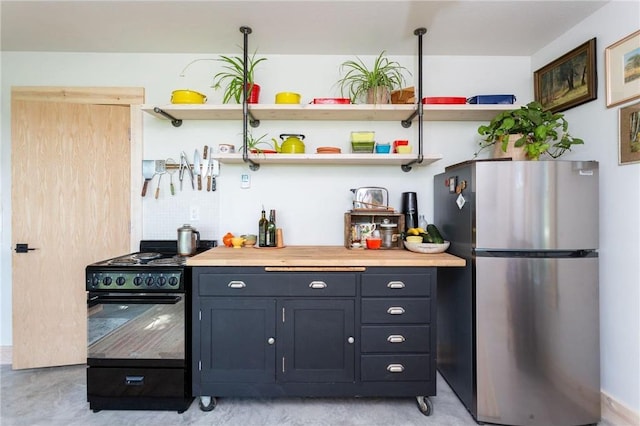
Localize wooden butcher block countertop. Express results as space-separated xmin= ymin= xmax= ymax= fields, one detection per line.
xmin=187 ymin=245 xmax=465 ymax=268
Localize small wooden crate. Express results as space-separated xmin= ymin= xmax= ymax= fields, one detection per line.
xmin=344 ymin=211 xmax=405 ymax=249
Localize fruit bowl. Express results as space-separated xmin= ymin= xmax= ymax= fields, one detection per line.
xmin=403 ymin=240 xmax=450 ymax=254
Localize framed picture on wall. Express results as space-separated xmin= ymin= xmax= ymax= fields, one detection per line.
xmin=619 ymin=101 xmax=640 ymax=165
xmin=534 ymin=38 xmax=597 ymax=113
xmin=606 ymin=30 xmax=640 ymax=108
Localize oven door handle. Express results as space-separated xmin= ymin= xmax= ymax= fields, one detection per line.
xmin=89 ymin=295 xmax=182 ymax=305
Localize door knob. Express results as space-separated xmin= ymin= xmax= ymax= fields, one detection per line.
xmin=14 ymin=243 xmax=37 ymax=253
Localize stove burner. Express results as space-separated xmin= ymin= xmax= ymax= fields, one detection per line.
xmin=107 ymin=257 xmax=140 ymax=266
xmin=147 ymin=256 xmax=186 ymax=266
xmin=132 ymin=252 xmax=162 ymax=261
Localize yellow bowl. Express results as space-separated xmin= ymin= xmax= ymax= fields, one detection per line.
xmin=275 ymin=92 xmax=301 ymax=104
xmin=231 ymin=237 xmax=245 ymax=248
xmin=405 ymin=235 xmax=423 ymax=243
xmin=171 ymin=89 xmax=207 ymax=104
xmin=396 ymin=145 xmax=412 ymax=154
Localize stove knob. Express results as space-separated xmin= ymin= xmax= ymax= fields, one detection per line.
xmin=168 ymin=276 xmax=179 ymax=286
xmin=157 ymin=276 xmax=167 ymax=286
xmin=145 ymin=276 xmax=155 ymax=287
xmin=102 ymin=276 xmax=112 ymax=286
xmin=116 ymin=276 xmax=126 ymax=286
xmin=91 ymin=276 xmax=100 ymax=287
xmin=133 ymin=276 xmax=143 ymax=286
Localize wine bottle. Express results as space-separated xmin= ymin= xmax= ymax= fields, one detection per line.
xmin=266 ymin=209 xmax=276 ymax=247
xmin=258 ymin=208 xmax=268 ymax=247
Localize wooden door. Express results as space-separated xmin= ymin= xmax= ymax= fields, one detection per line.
xmin=11 ymin=87 xmax=144 ymax=369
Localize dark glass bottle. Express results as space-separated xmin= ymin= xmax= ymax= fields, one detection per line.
xmin=258 ymin=209 xmax=268 ymax=247
xmin=266 ymin=209 xmax=276 ymax=247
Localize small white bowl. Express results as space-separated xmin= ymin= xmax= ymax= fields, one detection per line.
xmin=403 ymin=240 xmax=450 ymax=254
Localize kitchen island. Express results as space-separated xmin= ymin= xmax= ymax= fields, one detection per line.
xmin=187 ymin=246 xmax=464 ymax=416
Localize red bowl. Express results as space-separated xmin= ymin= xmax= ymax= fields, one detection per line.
xmin=366 ymin=238 xmax=382 ymax=249
xmin=422 ymin=96 xmax=467 ymax=104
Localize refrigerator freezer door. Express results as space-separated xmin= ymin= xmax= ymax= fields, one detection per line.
xmin=475 ymin=161 xmax=598 ymax=250
xmin=475 ymin=255 xmax=600 ymax=426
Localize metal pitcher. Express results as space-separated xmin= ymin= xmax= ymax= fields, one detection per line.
xmin=177 ymin=224 xmax=200 ymax=256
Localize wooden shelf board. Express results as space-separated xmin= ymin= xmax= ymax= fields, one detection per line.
xmin=212 ymin=153 xmax=441 ymax=166
xmin=142 ymin=103 xmax=518 ymax=122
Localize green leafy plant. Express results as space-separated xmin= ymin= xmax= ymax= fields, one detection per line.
xmin=476 ymin=101 xmax=584 ymax=160
xmin=212 ymin=50 xmax=267 ymax=104
xmin=336 ymin=51 xmax=410 ymax=104
xmin=242 ymin=132 xmax=271 ymax=154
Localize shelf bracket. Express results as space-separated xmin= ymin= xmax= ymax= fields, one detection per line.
xmin=153 ymin=107 xmax=182 ymax=127
xmin=240 ymin=26 xmax=260 ymax=171
xmin=400 ymin=27 xmax=427 ymax=172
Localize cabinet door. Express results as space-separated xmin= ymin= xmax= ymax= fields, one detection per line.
xmin=278 ymin=299 xmax=355 ymax=383
xmin=198 ymin=298 xmax=276 ymax=383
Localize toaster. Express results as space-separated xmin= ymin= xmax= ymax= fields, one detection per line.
xmin=350 ymin=187 xmax=389 ymax=210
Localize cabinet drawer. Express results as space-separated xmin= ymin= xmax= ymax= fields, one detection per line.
xmin=87 ymin=367 xmax=186 ymax=398
xmin=361 ymin=325 xmax=430 ymax=353
xmin=361 ymin=298 xmax=430 ymax=324
xmin=361 ymin=354 xmax=431 ymax=382
xmin=361 ymin=273 xmax=432 ymax=297
xmin=198 ymin=273 xmax=356 ymax=296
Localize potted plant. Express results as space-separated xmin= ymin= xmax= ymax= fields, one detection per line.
xmin=336 ymin=51 xmax=410 ymax=104
xmin=242 ymin=131 xmax=273 ymax=154
xmin=476 ymin=101 xmax=584 ymax=160
xmin=212 ymin=50 xmax=267 ymax=104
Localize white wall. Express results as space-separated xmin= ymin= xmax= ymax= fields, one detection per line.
xmin=2 ymin=2 xmax=637 ymax=416
xmin=0 ymin=51 xmax=529 ymax=350
xmin=530 ymin=1 xmax=640 ymax=414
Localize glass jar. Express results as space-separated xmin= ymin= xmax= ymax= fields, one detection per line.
xmin=380 ymin=219 xmax=397 ymax=248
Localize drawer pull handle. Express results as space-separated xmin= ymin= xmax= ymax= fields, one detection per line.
xmin=387 ymin=335 xmax=406 ymax=343
xmin=228 ymin=281 xmax=246 ymax=289
xmin=125 ymin=375 xmax=144 ymax=386
xmin=387 ymin=307 xmax=405 ymax=315
xmin=387 ymin=281 xmax=405 ymax=289
xmin=387 ymin=364 xmax=405 ymax=373
xmin=309 ymin=281 xmax=327 ymax=289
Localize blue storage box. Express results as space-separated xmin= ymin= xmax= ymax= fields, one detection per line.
xmin=467 ymin=94 xmax=516 ymax=104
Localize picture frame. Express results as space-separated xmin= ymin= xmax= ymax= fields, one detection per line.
xmin=619 ymin=101 xmax=640 ymax=165
xmin=606 ymin=30 xmax=640 ymax=108
xmin=534 ymin=38 xmax=597 ymax=113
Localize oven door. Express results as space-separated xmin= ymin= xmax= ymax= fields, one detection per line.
xmin=87 ymin=292 xmax=186 ymax=367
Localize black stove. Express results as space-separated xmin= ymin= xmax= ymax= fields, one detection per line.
xmin=85 ymin=239 xmax=216 ymax=413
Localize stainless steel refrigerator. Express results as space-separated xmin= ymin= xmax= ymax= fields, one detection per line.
xmin=434 ymin=160 xmax=600 ymax=426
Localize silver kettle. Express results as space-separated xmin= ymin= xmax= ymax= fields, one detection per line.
xmin=177 ymin=224 xmax=200 ymax=256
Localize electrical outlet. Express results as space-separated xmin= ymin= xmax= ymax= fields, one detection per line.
xmin=190 ymin=206 xmax=200 ymax=221
xmin=241 ymin=174 xmax=250 ymax=189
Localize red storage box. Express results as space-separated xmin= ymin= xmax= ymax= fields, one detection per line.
xmin=423 ymin=96 xmax=467 ymax=104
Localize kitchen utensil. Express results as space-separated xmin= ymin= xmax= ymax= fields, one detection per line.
xmin=401 ymin=192 xmax=418 ymax=229
xmin=365 ymin=237 xmax=382 ymax=249
xmin=141 ymin=160 xmax=155 ymax=196
xmin=171 ymin=89 xmax=207 ymax=104
xmin=350 ymin=187 xmax=389 ymax=210
xmin=275 ymin=92 xmax=301 ymax=104
xmin=194 ymin=149 xmax=202 ymax=190
xmin=177 ymin=224 xmax=200 ymax=256
xmin=423 ymin=96 xmax=467 ymax=104
xmin=375 ymin=143 xmax=391 ymax=153
xmin=312 ymin=98 xmax=350 ymax=104
xmin=165 ymin=158 xmax=177 ymax=195
xmin=403 ymin=240 xmax=450 ymax=253
xmin=178 ymin=151 xmax=194 ymax=191
xmin=154 ymin=160 xmax=166 ymax=199
xmin=273 ymin=134 xmax=305 ymax=154
xmin=350 ymin=131 xmax=375 ymax=142
xmin=209 ymin=154 xmax=219 ymax=192
xmin=380 ymin=219 xmax=398 ymax=248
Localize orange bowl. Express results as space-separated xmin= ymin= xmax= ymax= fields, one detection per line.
xmin=366 ymin=238 xmax=382 ymax=249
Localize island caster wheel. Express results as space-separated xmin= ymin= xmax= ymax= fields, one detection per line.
xmin=416 ymin=395 xmax=433 ymax=416
xmin=198 ymin=396 xmax=217 ymax=411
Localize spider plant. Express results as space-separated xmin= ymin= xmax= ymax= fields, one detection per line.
xmin=336 ymin=51 xmax=410 ymax=104
xmin=212 ymin=50 xmax=267 ymax=104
